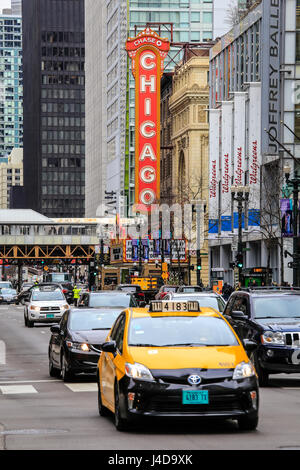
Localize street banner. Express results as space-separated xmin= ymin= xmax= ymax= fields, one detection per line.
xmin=233 ymin=93 xmax=246 ymax=187
xmin=281 ymin=199 xmax=293 ymax=238
xmin=221 ymin=101 xmax=233 ymax=231
xmin=209 ymin=108 xmax=220 ymax=234
xmin=126 ymin=28 xmax=170 ymax=210
xmin=248 ymin=82 xmax=261 ymax=223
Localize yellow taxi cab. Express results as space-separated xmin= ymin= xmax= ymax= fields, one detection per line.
xmin=96 ymin=300 xmax=259 ymax=431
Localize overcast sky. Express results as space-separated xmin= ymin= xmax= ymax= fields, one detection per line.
xmin=0 ymin=0 xmax=11 ymax=11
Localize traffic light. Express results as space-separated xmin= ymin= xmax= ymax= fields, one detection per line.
xmin=236 ymin=253 xmax=243 ymax=269
xmin=197 ymin=265 xmax=202 ymax=271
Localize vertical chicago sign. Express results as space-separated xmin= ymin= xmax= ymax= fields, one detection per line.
xmin=126 ymin=28 xmax=170 ymax=209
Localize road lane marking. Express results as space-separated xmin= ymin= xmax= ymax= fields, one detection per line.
xmin=0 ymin=380 xmax=61 ymax=385
xmin=64 ymin=383 xmax=97 ymax=392
xmin=0 ymin=385 xmax=38 ymax=395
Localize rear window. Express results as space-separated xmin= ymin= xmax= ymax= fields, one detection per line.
xmin=89 ymin=293 xmax=136 ymax=308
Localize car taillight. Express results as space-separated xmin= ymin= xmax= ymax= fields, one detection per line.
xmin=62 ymin=289 xmax=68 ymax=293
xmin=161 ymin=292 xmax=168 ymax=299
xmin=137 ymin=293 xmax=144 ymax=297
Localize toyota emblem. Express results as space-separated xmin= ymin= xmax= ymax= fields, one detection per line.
xmin=187 ymin=375 xmax=202 ymax=385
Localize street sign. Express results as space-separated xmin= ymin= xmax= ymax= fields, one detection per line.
xmin=162 ymin=262 xmax=168 ymax=273
xmin=232 ymin=237 xmax=238 ymax=252
xmin=43 ymin=266 xmax=49 ymax=271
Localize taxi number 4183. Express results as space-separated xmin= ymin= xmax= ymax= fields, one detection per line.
xmin=151 ymin=301 xmax=200 ymax=312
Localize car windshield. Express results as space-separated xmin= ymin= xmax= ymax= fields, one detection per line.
xmin=32 ymin=291 xmax=65 ymax=301
xmin=128 ymin=316 xmax=238 ymax=347
xmin=69 ymin=311 xmax=120 ymax=331
xmin=253 ymin=296 xmax=300 ymax=319
xmin=0 ymin=289 xmax=17 ymax=295
xmin=89 ymin=293 xmax=135 ymax=308
xmin=172 ymin=296 xmax=225 ymax=312
xmin=0 ymin=283 xmax=12 ymax=288
xmin=119 ymin=286 xmax=137 ymax=292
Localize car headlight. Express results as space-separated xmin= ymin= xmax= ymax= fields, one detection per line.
xmin=233 ymin=361 xmax=256 ymax=380
xmin=62 ymin=304 xmax=69 ymax=310
xmin=261 ymin=331 xmax=285 ymax=346
xmin=66 ymin=341 xmax=90 ymax=352
xmin=30 ymin=305 xmax=40 ymax=311
xmin=125 ymin=362 xmax=154 ymax=382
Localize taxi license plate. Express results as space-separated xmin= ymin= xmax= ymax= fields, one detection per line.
xmin=182 ymin=390 xmax=209 ymax=405
xmin=46 ymin=314 xmax=54 ymax=319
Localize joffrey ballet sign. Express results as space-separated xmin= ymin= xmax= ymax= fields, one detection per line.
xmin=126 ymin=28 xmax=170 ymax=209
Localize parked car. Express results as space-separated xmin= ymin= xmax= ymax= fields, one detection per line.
xmin=164 ymin=291 xmax=226 ymax=313
xmin=48 ymin=307 xmax=121 ymax=381
xmin=78 ymin=291 xmax=138 ymax=309
xmin=223 ymin=288 xmax=300 ymax=386
xmin=115 ymin=284 xmax=146 ymax=305
xmin=24 ymin=286 xmax=70 ymax=328
xmin=155 ymin=285 xmax=180 ymax=300
xmin=0 ymin=288 xmax=18 ymax=304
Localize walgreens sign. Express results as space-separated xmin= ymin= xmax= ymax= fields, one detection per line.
xmin=126 ymin=28 xmax=170 ymax=209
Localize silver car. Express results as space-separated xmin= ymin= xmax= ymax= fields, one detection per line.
xmin=24 ymin=287 xmax=70 ymax=328
xmin=163 ymin=291 xmax=226 ymax=313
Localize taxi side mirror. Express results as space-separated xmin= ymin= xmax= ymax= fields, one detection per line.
xmin=101 ymin=341 xmax=117 ymax=354
xmin=243 ymin=339 xmax=257 ymax=352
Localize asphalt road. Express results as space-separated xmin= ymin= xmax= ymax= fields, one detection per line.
xmin=0 ymin=304 xmax=300 ymax=451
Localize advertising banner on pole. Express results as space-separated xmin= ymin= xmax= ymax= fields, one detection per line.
xmin=209 ymin=109 xmax=221 ymax=234
xmin=281 ymin=199 xmax=293 ymax=238
xmin=221 ymin=101 xmax=233 ymax=232
xmin=248 ymin=83 xmax=261 ymax=226
xmin=233 ymin=92 xmax=246 ymax=187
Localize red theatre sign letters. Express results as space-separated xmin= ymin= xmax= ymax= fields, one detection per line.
xmin=126 ymin=28 xmax=170 ymax=209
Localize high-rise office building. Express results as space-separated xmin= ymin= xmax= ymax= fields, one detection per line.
xmin=0 ymin=12 xmax=22 ymax=158
xmin=22 ymin=0 xmax=85 ymax=218
xmin=85 ymin=0 xmax=214 ymax=217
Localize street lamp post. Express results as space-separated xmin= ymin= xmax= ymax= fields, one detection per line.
xmin=231 ymin=186 xmax=250 ymax=286
xmin=284 ymin=167 xmax=300 ymax=287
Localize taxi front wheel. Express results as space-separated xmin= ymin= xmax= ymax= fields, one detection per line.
xmin=97 ymin=378 xmax=110 ymax=417
xmin=114 ymin=383 xmax=130 ymax=431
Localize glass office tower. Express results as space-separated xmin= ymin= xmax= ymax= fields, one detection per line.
xmin=0 ymin=13 xmax=22 ymax=158
xmin=22 ymin=0 xmax=85 ymax=218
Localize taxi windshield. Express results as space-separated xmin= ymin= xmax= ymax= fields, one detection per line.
xmin=128 ymin=316 xmax=238 ymax=347
xmin=172 ymin=296 xmax=225 ymax=312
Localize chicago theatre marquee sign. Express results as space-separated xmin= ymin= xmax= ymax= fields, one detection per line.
xmin=126 ymin=28 xmax=170 ymax=209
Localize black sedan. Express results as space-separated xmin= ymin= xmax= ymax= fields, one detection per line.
xmin=48 ymin=307 xmax=121 ymax=382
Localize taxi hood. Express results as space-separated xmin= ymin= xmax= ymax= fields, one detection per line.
xmin=127 ymin=345 xmax=247 ymax=370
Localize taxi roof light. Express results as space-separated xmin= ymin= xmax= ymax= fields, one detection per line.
xmin=149 ymin=300 xmax=201 ymax=313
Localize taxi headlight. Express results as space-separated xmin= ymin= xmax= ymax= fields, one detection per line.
xmin=233 ymin=361 xmax=256 ymax=380
xmin=125 ymin=362 xmax=154 ymax=382
xmin=30 ymin=305 xmax=40 ymax=311
xmin=261 ymin=331 xmax=285 ymax=346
